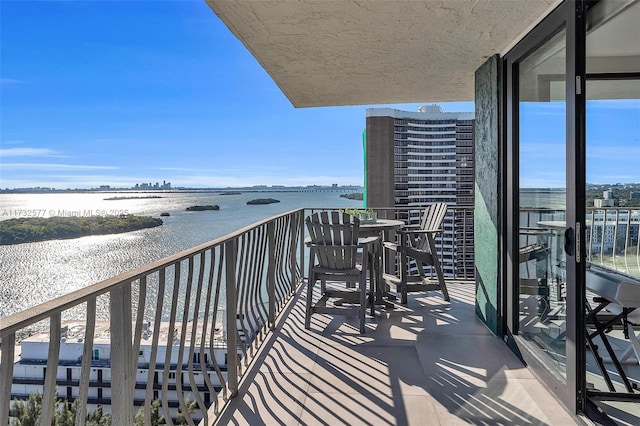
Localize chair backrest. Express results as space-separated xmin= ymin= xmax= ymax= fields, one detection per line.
xmin=306 ymin=212 xmax=360 ymax=270
xmin=416 ymin=203 xmax=448 ymax=252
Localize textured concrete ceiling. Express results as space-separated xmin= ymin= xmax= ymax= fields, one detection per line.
xmin=206 ymin=0 xmax=561 ymax=107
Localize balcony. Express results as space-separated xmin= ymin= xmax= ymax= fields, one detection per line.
xmin=0 ymin=207 xmax=581 ymax=425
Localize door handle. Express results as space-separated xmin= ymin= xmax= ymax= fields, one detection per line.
xmin=576 ymin=222 xmax=581 ymax=263
xmin=564 ymin=227 xmax=574 ymax=256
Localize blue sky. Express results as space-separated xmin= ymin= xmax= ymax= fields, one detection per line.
xmin=1 ymin=2 xmax=637 ymax=190
xmin=0 ymin=0 xmax=472 ymax=189
xmin=519 ymin=99 xmax=640 ymax=188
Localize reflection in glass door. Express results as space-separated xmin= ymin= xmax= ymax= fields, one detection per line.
xmin=581 ymin=1 xmax=640 ymax=420
xmin=584 ymin=77 xmax=640 ymax=421
xmin=517 ymin=28 xmax=568 ymax=380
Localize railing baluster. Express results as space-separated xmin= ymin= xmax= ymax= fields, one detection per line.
xmin=187 ymin=252 xmax=208 ymax=425
xmin=0 ymin=333 xmax=16 ymax=425
xmin=235 ymin=234 xmax=250 ymax=365
xmin=132 ymin=277 xmax=147 ymax=378
xmin=293 ymin=211 xmax=301 ymax=292
xmin=600 ymin=209 xmax=607 ymax=263
xmin=200 ymin=248 xmax=219 ymax=417
xmin=613 ymin=210 xmax=619 ymax=269
xmin=247 ymin=226 xmax=267 ymax=348
xmin=176 ymin=257 xmax=195 ymax=426
xmin=209 ymin=247 xmax=226 ymax=401
xmin=299 ymin=210 xmax=306 ymax=284
xmin=268 ymin=221 xmax=276 ymax=330
xmin=162 ymin=262 xmax=181 ymax=426
xmin=624 ymin=210 xmax=631 ymax=273
xmin=225 ymin=239 xmax=238 ymax=398
xmin=41 ymin=313 xmax=62 ymax=425
xmin=110 ymin=285 xmax=134 ymax=425
xmin=145 ymin=269 xmax=165 ymax=423
xmin=75 ymin=299 xmax=96 ymax=426
xmin=588 ymin=210 xmax=595 ymax=262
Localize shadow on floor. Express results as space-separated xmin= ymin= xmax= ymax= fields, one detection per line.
xmin=215 ymin=281 xmax=578 ymax=425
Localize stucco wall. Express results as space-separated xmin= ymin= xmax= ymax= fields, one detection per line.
xmin=474 ymin=55 xmax=501 ymax=335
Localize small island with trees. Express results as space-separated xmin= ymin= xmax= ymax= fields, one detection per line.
xmin=104 ymin=195 xmax=163 ymax=201
xmin=340 ymin=192 xmax=363 ymax=201
xmin=0 ymin=215 xmax=163 ymax=245
xmin=185 ymin=205 xmax=220 ymax=211
xmin=247 ymin=198 xmax=280 ymax=205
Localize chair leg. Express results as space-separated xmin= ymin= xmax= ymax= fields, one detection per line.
xmin=432 ymin=256 xmax=449 ymax=302
xmin=427 ymin=235 xmax=449 ymax=302
xmin=367 ymin=250 xmax=375 ymax=317
xmin=359 ymin=275 xmax=366 ymax=334
xmin=436 ymin=263 xmax=450 ymax=302
xmin=400 ymin=248 xmax=408 ymax=305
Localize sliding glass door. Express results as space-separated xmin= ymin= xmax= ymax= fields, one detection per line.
xmin=516 ymin=28 xmax=569 ymax=380
xmin=504 ymin=2 xmax=586 ymax=412
xmin=504 ymin=0 xmax=640 ymax=419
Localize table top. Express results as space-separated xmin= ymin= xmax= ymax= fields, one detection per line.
xmin=536 ymin=220 xmax=566 ymax=230
xmin=359 ymin=219 xmax=405 ymax=230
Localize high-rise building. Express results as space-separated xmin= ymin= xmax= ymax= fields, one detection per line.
xmin=365 ymin=104 xmax=475 ymax=278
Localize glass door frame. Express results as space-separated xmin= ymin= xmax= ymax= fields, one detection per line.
xmin=502 ymin=0 xmax=587 ymax=414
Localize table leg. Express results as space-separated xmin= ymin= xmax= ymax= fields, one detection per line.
xmin=372 ymin=237 xmax=395 ymax=309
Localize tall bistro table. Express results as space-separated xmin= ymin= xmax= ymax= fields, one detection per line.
xmin=359 ymin=219 xmax=405 ymax=308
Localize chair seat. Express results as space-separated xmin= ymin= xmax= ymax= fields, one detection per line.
xmin=311 ymin=265 xmax=362 ymax=276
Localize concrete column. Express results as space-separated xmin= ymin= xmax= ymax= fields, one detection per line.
xmin=365 ymin=116 xmax=395 ymax=210
xmin=474 ymin=54 xmax=501 ymax=335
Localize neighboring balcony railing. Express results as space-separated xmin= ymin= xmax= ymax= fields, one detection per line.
xmin=586 ymin=207 xmax=640 ymax=277
xmin=0 ymin=205 xmax=476 ymax=425
xmin=519 ymin=207 xmax=640 ymax=278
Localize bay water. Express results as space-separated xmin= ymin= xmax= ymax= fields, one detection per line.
xmin=0 ymin=191 xmax=362 ymax=318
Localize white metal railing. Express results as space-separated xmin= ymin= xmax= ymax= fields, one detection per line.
xmin=0 ymin=209 xmax=304 ymax=425
xmin=519 ymin=207 xmax=640 ymax=279
xmin=0 ymin=205 xmax=477 ymax=425
xmin=586 ymin=207 xmax=640 ymax=277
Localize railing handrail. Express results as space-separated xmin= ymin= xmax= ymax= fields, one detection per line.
xmin=0 ymin=207 xmax=305 ymax=339
xmin=586 ymin=206 xmax=640 ymax=212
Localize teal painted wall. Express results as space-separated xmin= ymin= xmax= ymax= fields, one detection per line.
xmin=474 ymin=55 xmax=501 ymax=335
xmin=362 ymin=129 xmax=367 ymax=206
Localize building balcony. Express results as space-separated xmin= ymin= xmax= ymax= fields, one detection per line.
xmin=1 ymin=207 xmax=634 ymax=424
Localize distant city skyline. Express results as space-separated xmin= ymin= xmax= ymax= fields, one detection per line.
xmin=1 ymin=2 xmax=637 ymax=190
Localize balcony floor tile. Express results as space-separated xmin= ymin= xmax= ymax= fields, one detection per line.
xmin=216 ymin=281 xmax=579 ymax=425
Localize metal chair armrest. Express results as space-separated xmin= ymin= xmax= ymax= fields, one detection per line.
xmin=399 ymin=228 xmax=441 ymax=235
